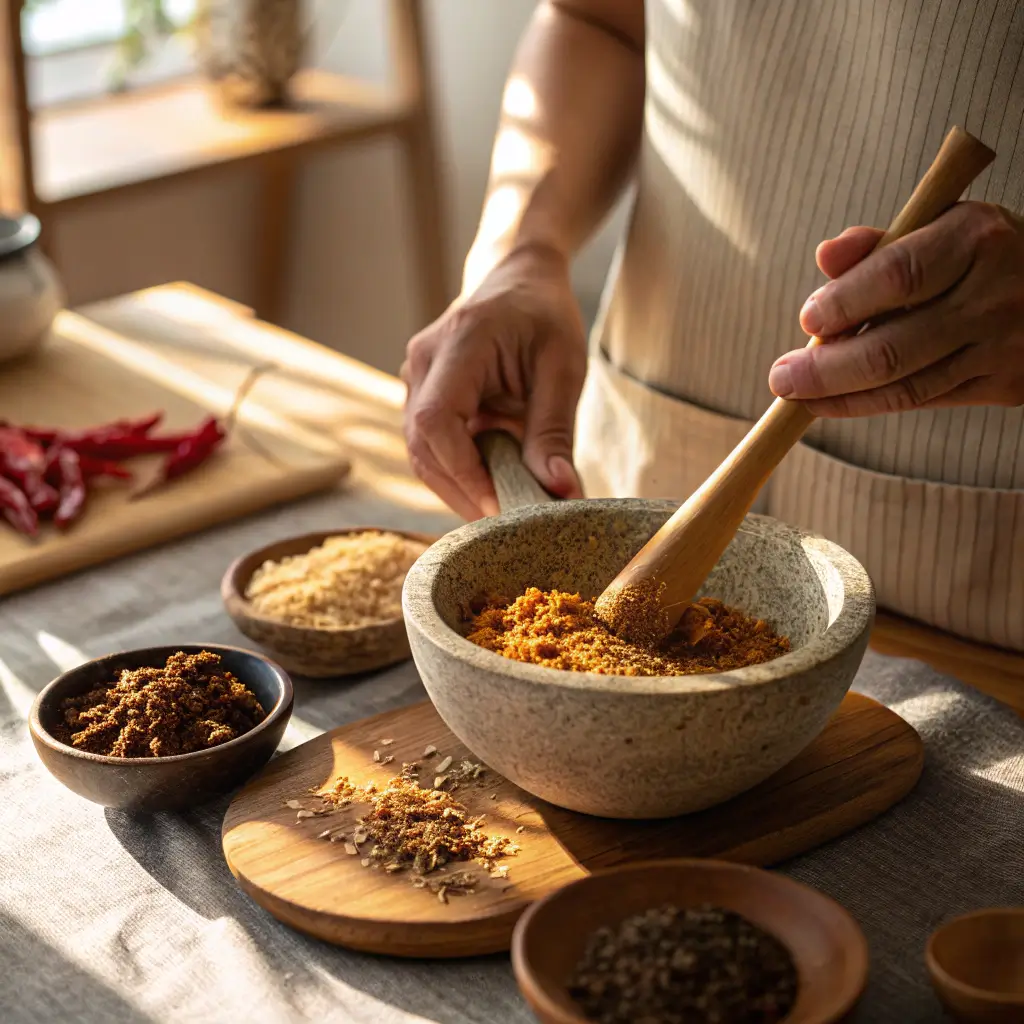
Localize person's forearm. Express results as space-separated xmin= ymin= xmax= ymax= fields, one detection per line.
xmin=462 ymin=0 xmax=645 ymax=294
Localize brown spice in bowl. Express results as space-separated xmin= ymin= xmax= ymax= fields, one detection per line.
xmin=568 ymin=903 xmax=798 ymax=1024
xmin=466 ymin=590 xmax=789 ymax=676
xmin=244 ymin=531 xmax=427 ymax=628
xmin=52 ymin=650 xmax=266 ymax=758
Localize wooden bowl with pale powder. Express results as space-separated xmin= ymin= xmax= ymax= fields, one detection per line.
xmin=222 ymin=528 xmax=435 ymax=678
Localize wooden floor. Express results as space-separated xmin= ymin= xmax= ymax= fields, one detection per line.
xmin=872 ymin=611 xmax=1024 ymax=718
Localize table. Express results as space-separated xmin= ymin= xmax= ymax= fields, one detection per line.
xmin=2 ymin=294 xmax=1023 ymax=1024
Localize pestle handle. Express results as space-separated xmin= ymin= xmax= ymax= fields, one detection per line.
xmin=476 ymin=430 xmax=553 ymax=512
xmin=596 ymin=125 xmax=996 ymax=642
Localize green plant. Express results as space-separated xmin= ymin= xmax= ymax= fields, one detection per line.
xmin=23 ymin=0 xmax=189 ymax=92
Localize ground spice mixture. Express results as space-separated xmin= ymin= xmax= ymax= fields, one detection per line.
xmin=308 ymin=753 xmax=517 ymax=902
xmin=593 ymin=578 xmax=675 ymax=646
xmin=569 ymin=903 xmax=798 ymax=1024
xmin=53 ymin=650 xmax=266 ymax=757
xmin=245 ymin=531 xmax=427 ymax=628
xmin=466 ymin=590 xmax=789 ymax=676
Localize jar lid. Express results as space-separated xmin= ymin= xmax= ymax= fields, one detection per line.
xmin=0 ymin=213 xmax=41 ymax=262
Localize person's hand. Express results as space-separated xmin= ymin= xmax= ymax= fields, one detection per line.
xmin=768 ymin=202 xmax=1024 ymax=416
xmin=401 ymin=245 xmax=587 ymax=520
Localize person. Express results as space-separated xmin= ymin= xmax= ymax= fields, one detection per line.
xmin=401 ymin=0 xmax=1024 ymax=652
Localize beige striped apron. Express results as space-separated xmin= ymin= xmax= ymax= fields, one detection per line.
xmin=576 ymin=0 xmax=1024 ymax=651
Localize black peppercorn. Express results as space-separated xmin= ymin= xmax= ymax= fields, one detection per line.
xmin=568 ymin=903 xmax=798 ymax=1024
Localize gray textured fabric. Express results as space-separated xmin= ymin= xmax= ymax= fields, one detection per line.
xmin=1 ymin=492 xmax=1022 ymax=1024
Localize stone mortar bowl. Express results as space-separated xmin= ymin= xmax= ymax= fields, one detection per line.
xmin=403 ymin=433 xmax=875 ymax=819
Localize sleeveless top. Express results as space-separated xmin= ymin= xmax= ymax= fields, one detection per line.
xmin=575 ymin=0 xmax=1024 ymax=650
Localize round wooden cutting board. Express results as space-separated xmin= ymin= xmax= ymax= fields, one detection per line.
xmin=221 ymin=692 xmax=922 ymax=958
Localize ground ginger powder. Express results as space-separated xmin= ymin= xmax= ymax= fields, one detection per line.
xmin=466 ymin=589 xmax=789 ymax=676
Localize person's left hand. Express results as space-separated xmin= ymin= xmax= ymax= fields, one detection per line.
xmin=768 ymin=201 xmax=1024 ymax=416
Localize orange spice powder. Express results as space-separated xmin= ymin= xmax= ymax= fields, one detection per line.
xmin=465 ymin=589 xmax=790 ymax=677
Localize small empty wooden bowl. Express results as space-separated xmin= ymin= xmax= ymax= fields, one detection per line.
xmin=221 ymin=527 xmax=435 ymax=678
xmin=512 ymin=858 xmax=868 ymax=1024
xmin=927 ymin=908 xmax=1024 ymax=1022
xmin=29 ymin=644 xmax=293 ymax=812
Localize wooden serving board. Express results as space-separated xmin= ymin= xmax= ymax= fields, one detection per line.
xmin=0 ymin=291 xmax=351 ymax=596
xmin=222 ymin=692 xmax=923 ymax=958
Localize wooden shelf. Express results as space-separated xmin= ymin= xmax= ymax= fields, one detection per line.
xmin=33 ymin=68 xmax=412 ymax=208
xmin=3 ymin=0 xmax=448 ymax=328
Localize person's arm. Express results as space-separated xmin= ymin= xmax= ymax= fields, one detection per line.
xmin=402 ymin=0 xmax=645 ymax=520
xmin=462 ymin=0 xmax=646 ymax=294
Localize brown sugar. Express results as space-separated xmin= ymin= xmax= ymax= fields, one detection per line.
xmin=52 ymin=650 xmax=266 ymax=757
xmin=465 ymin=589 xmax=790 ymax=676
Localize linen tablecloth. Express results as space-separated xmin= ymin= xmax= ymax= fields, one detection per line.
xmin=2 ymin=490 xmax=1022 ymax=1024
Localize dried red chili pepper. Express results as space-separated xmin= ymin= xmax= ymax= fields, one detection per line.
xmin=161 ymin=417 xmax=227 ymax=482
xmin=51 ymin=447 xmax=87 ymax=528
xmin=20 ymin=412 xmax=163 ymax=446
xmin=27 ymin=481 xmax=59 ymax=514
xmin=55 ymin=421 xmax=216 ymax=461
xmin=0 ymin=426 xmax=56 ymax=512
xmin=77 ymin=455 xmax=132 ymax=481
xmin=131 ymin=417 xmax=227 ymax=499
xmin=0 ymin=476 xmax=38 ymax=537
xmin=131 ymin=366 xmax=270 ymax=499
xmin=59 ymin=436 xmax=182 ymax=460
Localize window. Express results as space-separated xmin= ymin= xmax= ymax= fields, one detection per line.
xmin=23 ymin=0 xmax=197 ymax=57
xmin=22 ymin=0 xmax=199 ymax=108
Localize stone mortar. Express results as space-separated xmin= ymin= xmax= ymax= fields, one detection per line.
xmin=403 ymin=500 xmax=875 ymax=819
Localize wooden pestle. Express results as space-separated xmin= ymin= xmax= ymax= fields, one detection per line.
xmin=594 ymin=126 xmax=997 ymax=644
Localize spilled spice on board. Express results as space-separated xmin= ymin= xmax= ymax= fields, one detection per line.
xmin=465 ymin=589 xmax=789 ymax=676
xmin=569 ymin=903 xmax=798 ymax=1024
xmin=52 ymin=650 xmax=266 ymax=757
xmin=309 ymin=753 xmax=518 ymax=902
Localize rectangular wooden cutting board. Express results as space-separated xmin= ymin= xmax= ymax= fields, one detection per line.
xmin=0 ymin=286 xmax=353 ymax=596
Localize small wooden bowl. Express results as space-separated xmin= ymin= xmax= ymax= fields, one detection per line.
xmin=221 ymin=528 xmax=436 ymax=678
xmin=29 ymin=644 xmax=293 ymax=812
xmin=927 ymin=908 xmax=1024 ymax=1022
xmin=512 ymin=858 xmax=868 ymax=1024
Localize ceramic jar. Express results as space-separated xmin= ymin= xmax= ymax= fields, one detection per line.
xmin=0 ymin=214 xmax=63 ymax=365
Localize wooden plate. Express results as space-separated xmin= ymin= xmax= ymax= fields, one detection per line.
xmin=221 ymin=692 xmax=922 ymax=958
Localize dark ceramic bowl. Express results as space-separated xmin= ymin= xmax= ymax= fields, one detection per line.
xmin=29 ymin=644 xmax=293 ymax=812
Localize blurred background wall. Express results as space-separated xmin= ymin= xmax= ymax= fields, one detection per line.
xmin=45 ymin=0 xmax=631 ymax=373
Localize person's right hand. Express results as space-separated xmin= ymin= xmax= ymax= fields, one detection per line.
xmin=401 ymin=245 xmax=588 ymax=520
